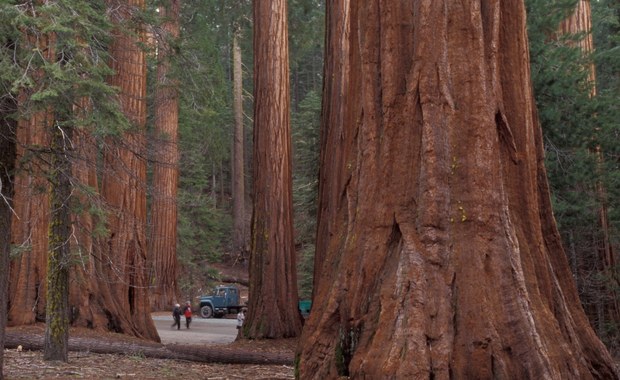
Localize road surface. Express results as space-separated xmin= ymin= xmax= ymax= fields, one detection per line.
xmin=152 ymin=314 xmax=238 ymax=345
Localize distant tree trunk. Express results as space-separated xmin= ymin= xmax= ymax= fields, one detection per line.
xmin=298 ymin=2 xmax=618 ymax=379
xmin=245 ymin=0 xmax=303 ymax=339
xmin=44 ymin=120 xmax=72 ymax=362
xmin=232 ymin=25 xmax=247 ymax=261
xmin=0 ymin=63 xmax=17 ymax=380
xmin=311 ymin=0 xmax=349 ymax=302
xmin=559 ymin=0 xmax=596 ymax=96
xmin=149 ymin=0 xmax=180 ymax=311
xmin=559 ymin=0 xmax=620 ymax=341
xmin=98 ymin=0 xmax=159 ymax=341
xmin=210 ymin=164 xmax=217 ymax=207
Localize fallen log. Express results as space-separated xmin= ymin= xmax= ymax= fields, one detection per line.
xmin=4 ymin=331 xmax=293 ymax=365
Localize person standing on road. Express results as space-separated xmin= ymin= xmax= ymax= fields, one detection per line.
xmin=171 ymin=303 xmax=182 ymax=330
xmin=183 ymin=301 xmax=192 ymax=329
xmin=237 ymin=308 xmax=246 ymax=330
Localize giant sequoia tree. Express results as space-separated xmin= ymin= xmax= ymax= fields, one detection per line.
xmin=149 ymin=0 xmax=181 ymax=311
xmin=245 ymin=0 xmax=303 ymax=339
xmin=298 ymin=1 xmax=618 ymax=379
xmin=98 ymin=0 xmax=158 ymax=341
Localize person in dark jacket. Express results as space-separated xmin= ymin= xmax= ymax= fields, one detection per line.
xmin=171 ymin=303 xmax=181 ymax=330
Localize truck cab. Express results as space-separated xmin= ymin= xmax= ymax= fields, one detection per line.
xmin=199 ymin=285 xmax=242 ymax=318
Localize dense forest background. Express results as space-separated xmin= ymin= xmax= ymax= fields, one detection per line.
xmin=0 ymin=0 xmax=617 ymax=359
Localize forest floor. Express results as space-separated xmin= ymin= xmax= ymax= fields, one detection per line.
xmin=3 ymin=325 xmax=297 ymax=379
xmin=3 ymin=262 xmax=299 ymax=379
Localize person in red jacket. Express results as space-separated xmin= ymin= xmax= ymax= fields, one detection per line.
xmin=182 ymin=301 xmax=192 ymax=329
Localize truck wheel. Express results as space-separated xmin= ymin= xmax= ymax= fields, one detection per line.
xmin=200 ymin=305 xmax=213 ymax=318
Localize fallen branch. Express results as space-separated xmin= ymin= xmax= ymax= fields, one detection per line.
xmin=4 ymin=331 xmax=293 ymax=365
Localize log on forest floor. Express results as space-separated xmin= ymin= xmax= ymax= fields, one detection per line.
xmin=4 ymin=331 xmax=293 ymax=365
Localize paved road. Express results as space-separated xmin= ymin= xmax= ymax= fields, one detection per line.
xmin=152 ymin=314 xmax=238 ymax=345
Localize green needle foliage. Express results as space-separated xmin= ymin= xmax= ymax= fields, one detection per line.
xmin=292 ymin=91 xmax=321 ymax=299
xmin=166 ymin=0 xmax=242 ymax=296
xmin=527 ymin=0 xmax=620 ymax=354
xmin=1 ymin=0 xmax=128 ymax=136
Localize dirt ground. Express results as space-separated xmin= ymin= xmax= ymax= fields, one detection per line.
xmin=2 ymin=325 xmax=297 ymax=380
xmin=2 ymin=265 xmax=299 ymax=379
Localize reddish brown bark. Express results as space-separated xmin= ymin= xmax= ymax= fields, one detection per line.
xmin=97 ymin=0 xmax=158 ymax=341
xmin=298 ymin=1 xmax=618 ymax=379
xmin=8 ymin=112 xmax=50 ymax=326
xmin=68 ymin=127 xmax=107 ymax=329
xmin=148 ymin=0 xmax=180 ymax=311
xmin=8 ymin=26 xmax=54 ymax=325
xmin=246 ymin=0 xmax=303 ymax=339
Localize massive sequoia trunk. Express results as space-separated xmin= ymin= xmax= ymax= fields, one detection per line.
xmin=8 ymin=28 xmax=54 ymax=326
xmin=149 ymin=0 xmax=180 ymax=311
xmin=98 ymin=0 xmax=159 ymax=341
xmin=246 ymin=0 xmax=303 ymax=339
xmin=298 ymin=2 xmax=618 ymax=379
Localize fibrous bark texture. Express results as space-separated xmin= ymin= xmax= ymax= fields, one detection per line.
xmin=8 ymin=21 xmax=55 ymax=327
xmin=68 ymin=125 xmax=107 ymax=330
xmin=298 ymin=1 xmax=618 ymax=379
xmin=44 ymin=121 xmax=72 ymax=362
xmin=98 ymin=0 xmax=159 ymax=341
xmin=149 ymin=0 xmax=180 ymax=311
xmin=246 ymin=0 xmax=303 ymax=339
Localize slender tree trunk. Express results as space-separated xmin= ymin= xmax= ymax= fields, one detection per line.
xmin=44 ymin=121 xmax=72 ymax=362
xmin=0 ymin=63 xmax=17 ymax=380
xmin=98 ymin=0 xmax=159 ymax=341
xmin=246 ymin=0 xmax=303 ymax=339
xmin=232 ymin=26 xmax=247 ymax=261
xmin=298 ymin=2 xmax=618 ymax=379
xmin=210 ymin=164 xmax=217 ymax=207
xmin=149 ymin=0 xmax=180 ymax=311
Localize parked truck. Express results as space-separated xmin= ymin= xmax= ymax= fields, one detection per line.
xmin=199 ymin=285 xmax=312 ymax=319
xmin=199 ymin=285 xmax=244 ymax=318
